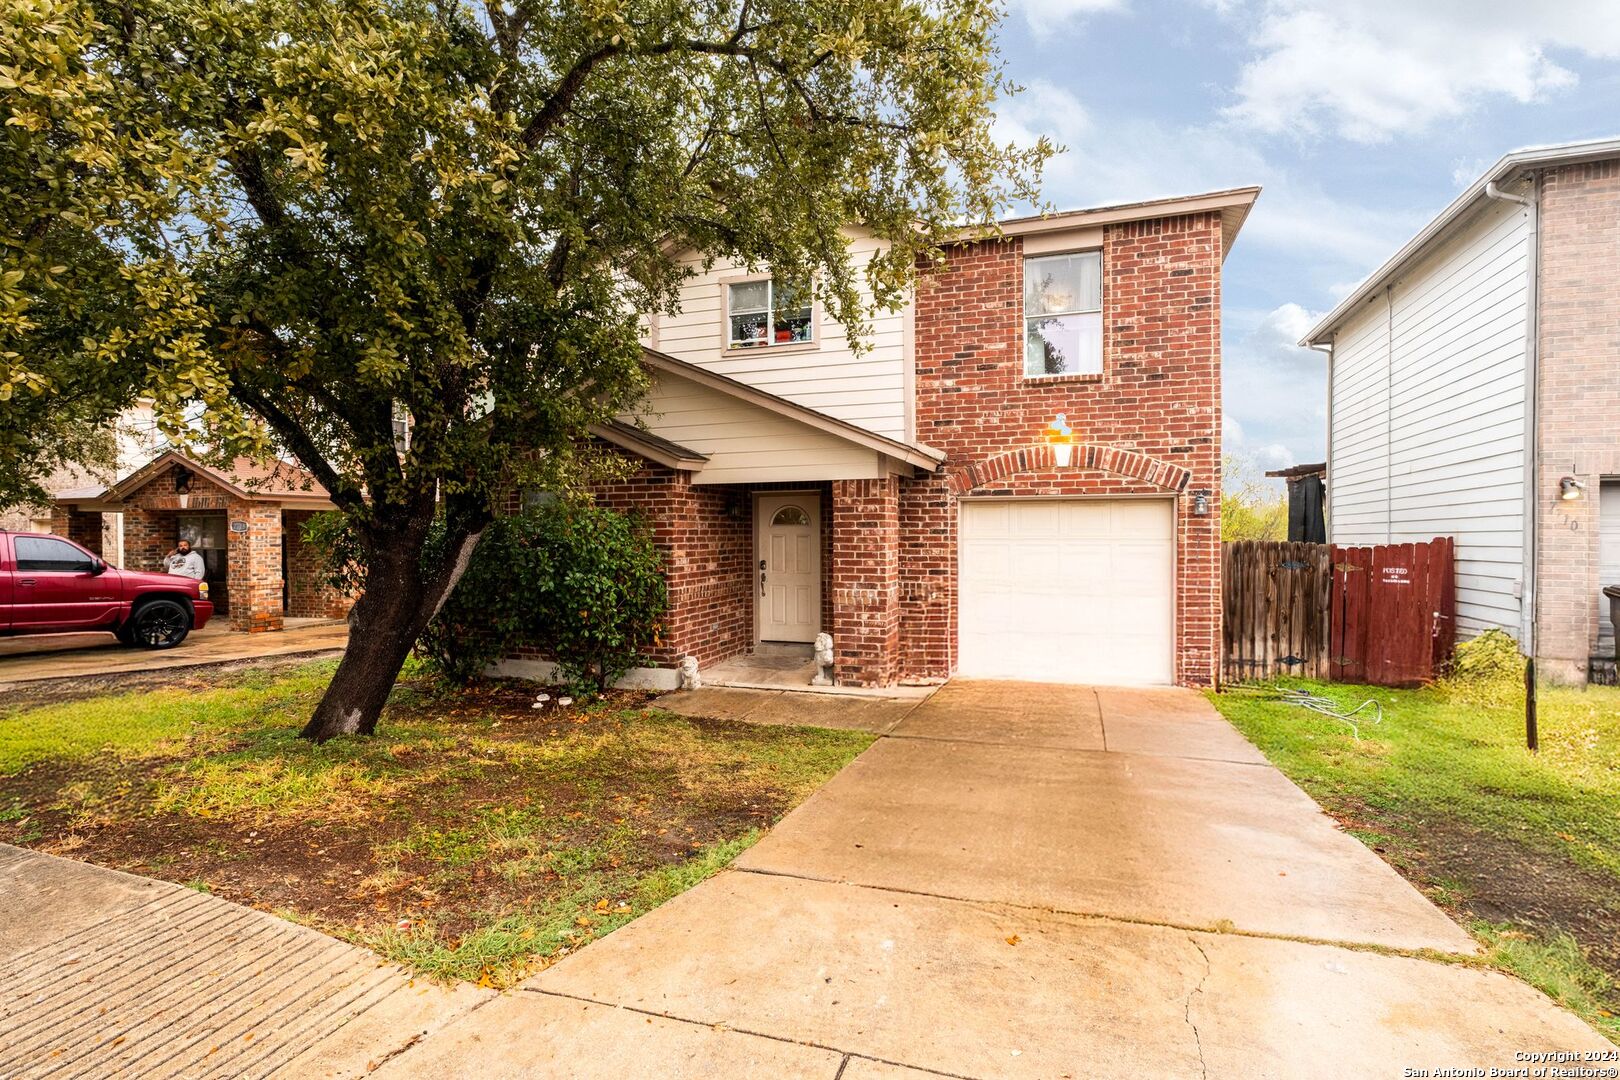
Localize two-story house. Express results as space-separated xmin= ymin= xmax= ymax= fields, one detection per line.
xmin=506 ymin=187 xmax=1256 ymax=691
xmin=1301 ymin=137 xmax=1620 ymax=684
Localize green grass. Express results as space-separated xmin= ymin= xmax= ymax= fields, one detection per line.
xmin=1211 ymin=679 xmax=1620 ymax=876
xmin=0 ymin=663 xmax=338 ymax=775
xmin=1210 ymin=675 xmax=1620 ymax=1039
xmin=0 ymin=660 xmax=872 ymax=987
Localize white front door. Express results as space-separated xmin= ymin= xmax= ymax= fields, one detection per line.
xmin=958 ymin=498 xmax=1175 ymax=685
xmin=757 ymin=494 xmax=821 ymax=643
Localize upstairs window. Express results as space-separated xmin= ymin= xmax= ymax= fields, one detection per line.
xmin=1024 ymin=251 xmax=1102 ymax=377
xmin=727 ymin=278 xmax=813 ymax=349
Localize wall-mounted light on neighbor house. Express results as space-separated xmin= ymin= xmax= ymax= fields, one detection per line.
xmin=1191 ymin=490 xmax=1211 ymax=516
xmin=1046 ymin=413 xmax=1075 ymax=467
xmin=1559 ymin=476 xmax=1586 ymax=502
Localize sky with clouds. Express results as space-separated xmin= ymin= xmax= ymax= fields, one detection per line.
xmin=989 ymin=0 xmax=1620 ymax=479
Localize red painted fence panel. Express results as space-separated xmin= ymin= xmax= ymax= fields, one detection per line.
xmin=1330 ymin=537 xmax=1456 ymax=687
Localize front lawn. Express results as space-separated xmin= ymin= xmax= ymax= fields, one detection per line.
xmin=0 ymin=659 xmax=871 ymax=987
xmin=1211 ymin=676 xmax=1620 ymax=1039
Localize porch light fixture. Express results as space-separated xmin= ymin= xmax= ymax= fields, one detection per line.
xmin=1559 ymin=476 xmax=1586 ymax=501
xmin=1192 ymin=490 xmax=1210 ymax=516
xmin=1045 ymin=413 xmax=1076 ymax=467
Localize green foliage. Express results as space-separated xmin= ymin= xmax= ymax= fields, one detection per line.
xmin=1 ymin=0 xmax=1045 ymax=528
xmin=1439 ymin=628 xmax=1526 ymax=705
xmin=2 ymin=0 xmax=1044 ymax=731
xmin=420 ymin=503 xmax=668 ymax=695
xmin=1221 ymin=453 xmax=1288 ymax=541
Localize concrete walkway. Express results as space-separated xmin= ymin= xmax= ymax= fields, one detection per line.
xmin=0 ymin=619 xmax=347 ymax=685
xmin=381 ymin=681 xmax=1611 ymax=1078
xmin=0 ymin=844 xmax=491 ymax=1079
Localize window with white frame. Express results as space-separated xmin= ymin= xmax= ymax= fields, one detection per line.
xmin=727 ymin=277 xmax=813 ymax=349
xmin=1024 ymin=251 xmax=1102 ymax=377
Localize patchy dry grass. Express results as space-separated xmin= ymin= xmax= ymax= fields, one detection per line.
xmin=0 ymin=659 xmax=871 ymax=986
xmin=1211 ymin=676 xmax=1620 ymax=1041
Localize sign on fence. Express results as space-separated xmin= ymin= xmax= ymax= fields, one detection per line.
xmin=1222 ymin=537 xmax=1455 ymax=687
xmin=1329 ymin=538 xmax=1456 ymax=687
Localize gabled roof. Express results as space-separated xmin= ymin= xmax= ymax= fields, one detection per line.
xmin=988 ymin=186 xmax=1262 ymax=260
xmin=1302 ymin=136 xmax=1620 ymax=346
xmin=639 ymin=347 xmax=946 ymax=471
xmin=93 ymin=451 xmax=332 ymax=506
xmin=590 ymin=419 xmax=710 ymax=471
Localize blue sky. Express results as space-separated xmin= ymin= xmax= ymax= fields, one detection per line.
xmin=988 ymin=0 xmax=1620 ymax=481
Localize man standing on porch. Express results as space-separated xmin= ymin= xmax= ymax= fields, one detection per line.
xmin=164 ymin=540 xmax=206 ymax=580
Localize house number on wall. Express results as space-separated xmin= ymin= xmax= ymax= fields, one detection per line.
xmin=230 ymin=520 xmax=249 ymax=533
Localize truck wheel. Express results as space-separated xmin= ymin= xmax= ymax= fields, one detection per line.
xmin=129 ymin=599 xmax=192 ymax=649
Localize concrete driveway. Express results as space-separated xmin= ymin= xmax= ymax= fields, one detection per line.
xmin=380 ymin=680 xmax=1611 ymax=1078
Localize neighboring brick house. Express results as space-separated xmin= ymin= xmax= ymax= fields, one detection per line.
xmin=51 ymin=451 xmax=350 ymax=632
xmin=1302 ymin=137 xmax=1620 ymax=684
xmin=505 ymin=188 xmax=1255 ymax=690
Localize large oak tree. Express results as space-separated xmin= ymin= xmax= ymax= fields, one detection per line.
xmin=1 ymin=0 xmax=1045 ymax=739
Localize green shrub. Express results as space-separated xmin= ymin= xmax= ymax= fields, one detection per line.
xmin=419 ymin=502 xmax=668 ymax=695
xmin=1448 ymin=628 xmax=1525 ymax=682
xmin=1438 ymin=628 xmax=1525 ymax=705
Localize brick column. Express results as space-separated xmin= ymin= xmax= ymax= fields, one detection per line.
xmin=121 ymin=506 xmax=170 ymax=572
xmin=228 ymin=501 xmax=284 ymax=632
xmin=831 ymin=476 xmax=901 ymax=687
xmin=46 ymin=506 xmax=104 ymax=555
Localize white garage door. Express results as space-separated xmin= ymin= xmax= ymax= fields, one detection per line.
xmin=959 ymin=498 xmax=1175 ymax=685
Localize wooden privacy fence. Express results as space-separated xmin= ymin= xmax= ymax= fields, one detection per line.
xmin=1222 ymin=541 xmax=1333 ymax=682
xmin=1222 ymin=537 xmax=1456 ymax=686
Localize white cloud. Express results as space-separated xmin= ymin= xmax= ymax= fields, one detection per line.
xmin=1222 ymin=303 xmax=1330 ymax=468
xmin=1003 ymin=0 xmax=1127 ymax=35
xmin=1450 ymin=156 xmax=1491 ymax=189
xmin=993 ymin=90 xmax=1423 ymax=274
xmin=1219 ymin=0 xmax=1620 ymax=142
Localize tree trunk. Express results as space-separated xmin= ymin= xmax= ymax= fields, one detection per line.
xmin=300 ymin=525 xmax=484 ymax=742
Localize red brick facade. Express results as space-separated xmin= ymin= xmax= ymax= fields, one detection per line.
xmin=831 ymin=477 xmax=903 ymax=686
xmin=50 ymin=462 xmax=351 ymax=633
xmin=896 ymin=215 xmax=1223 ymax=686
xmin=566 ymin=209 xmax=1225 ymax=688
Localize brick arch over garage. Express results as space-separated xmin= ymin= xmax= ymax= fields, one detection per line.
xmin=948 ymin=444 xmax=1192 ymax=496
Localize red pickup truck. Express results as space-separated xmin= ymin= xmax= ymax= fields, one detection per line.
xmin=0 ymin=531 xmax=214 ymax=648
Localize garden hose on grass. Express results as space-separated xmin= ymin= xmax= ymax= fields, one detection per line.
xmin=1276 ymin=688 xmax=1384 ymax=740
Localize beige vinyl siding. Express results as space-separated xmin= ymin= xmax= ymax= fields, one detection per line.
xmin=656 ymin=231 xmax=910 ymax=441
xmin=1328 ymin=196 xmax=1530 ymax=640
xmin=622 ymin=370 xmax=887 ymax=484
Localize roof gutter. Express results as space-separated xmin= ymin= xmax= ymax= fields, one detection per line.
xmin=1300 ymin=135 xmax=1620 ymax=347
xmin=1484 ymin=175 xmax=1540 ymax=655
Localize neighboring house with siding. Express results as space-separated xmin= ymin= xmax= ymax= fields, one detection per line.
xmin=1301 ymin=137 xmax=1620 ymax=683
xmin=502 ymin=187 xmax=1255 ymax=690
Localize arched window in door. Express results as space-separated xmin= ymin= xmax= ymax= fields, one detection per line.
xmin=771 ymin=505 xmax=810 ymax=527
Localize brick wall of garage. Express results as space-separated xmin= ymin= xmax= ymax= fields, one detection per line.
xmin=903 ymin=212 xmax=1224 ymax=686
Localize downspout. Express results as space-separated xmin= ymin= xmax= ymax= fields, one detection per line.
xmin=1384 ymin=285 xmax=1395 ymax=545
xmin=1308 ymin=341 xmax=1334 ymax=538
xmin=1485 ymin=176 xmax=1538 ymax=656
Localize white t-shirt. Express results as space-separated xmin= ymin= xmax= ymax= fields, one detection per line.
xmin=165 ymin=550 xmax=207 ymax=579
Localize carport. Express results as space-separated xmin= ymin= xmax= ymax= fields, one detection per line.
xmin=49 ymin=451 xmax=349 ymax=633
